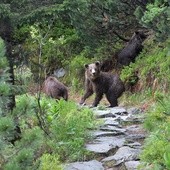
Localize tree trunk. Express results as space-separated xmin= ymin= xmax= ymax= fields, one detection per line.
xmin=6 ymin=42 xmax=16 ymax=110
xmin=0 ymin=17 xmax=16 ymax=110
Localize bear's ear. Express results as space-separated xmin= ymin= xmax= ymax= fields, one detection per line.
xmin=95 ymin=61 xmax=100 ymax=67
xmin=84 ymin=64 xmax=89 ymax=69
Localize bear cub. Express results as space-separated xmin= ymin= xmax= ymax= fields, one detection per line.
xmin=43 ymin=76 xmax=68 ymax=101
xmin=80 ymin=61 xmax=125 ymax=107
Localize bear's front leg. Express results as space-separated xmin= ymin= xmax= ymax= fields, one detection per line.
xmin=80 ymin=90 xmax=93 ymax=105
xmin=92 ymin=93 xmax=103 ymax=107
xmin=80 ymin=79 xmax=93 ymax=105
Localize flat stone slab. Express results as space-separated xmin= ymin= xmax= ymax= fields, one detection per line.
xmin=102 ymin=118 xmax=120 ymax=127
xmin=124 ymin=114 xmax=144 ymax=123
xmin=125 ymin=161 xmax=140 ymax=170
xmin=94 ymin=107 xmax=127 ymax=118
xmin=86 ymin=136 xmax=125 ymax=154
xmin=126 ymin=134 xmax=146 ymax=141
xmin=91 ymin=130 xmax=120 ymax=138
xmin=125 ymin=142 xmax=142 ymax=149
xmin=126 ymin=125 xmax=142 ymax=132
xmin=100 ymin=125 xmax=126 ymax=135
xmin=94 ymin=110 xmax=111 ymax=117
xmin=64 ymin=160 xmax=104 ymax=170
xmin=109 ymin=107 xmax=127 ymax=114
xmin=102 ymin=146 xmax=140 ymax=166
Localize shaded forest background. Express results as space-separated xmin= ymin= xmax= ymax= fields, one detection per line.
xmin=1 ymin=0 xmax=170 ymax=169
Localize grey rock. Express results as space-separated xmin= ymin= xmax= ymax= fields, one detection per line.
xmin=102 ymin=146 xmax=140 ymax=166
xmin=114 ymin=115 xmax=130 ymax=122
xmin=102 ymin=118 xmax=120 ymax=127
xmin=100 ymin=125 xmax=126 ymax=135
xmin=126 ymin=125 xmax=142 ymax=132
xmin=64 ymin=160 xmax=104 ymax=170
xmin=109 ymin=107 xmax=127 ymax=115
xmin=124 ymin=161 xmax=140 ymax=170
xmin=54 ymin=68 xmax=66 ymax=78
xmin=91 ymin=130 xmax=118 ymax=138
xmin=126 ymin=134 xmax=146 ymax=141
xmin=125 ymin=142 xmax=142 ymax=149
xmin=94 ymin=107 xmax=127 ymax=118
xmin=86 ymin=136 xmax=125 ymax=154
xmin=94 ymin=110 xmax=116 ymax=118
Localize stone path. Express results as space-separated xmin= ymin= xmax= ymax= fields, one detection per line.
xmin=64 ymin=106 xmax=146 ymax=170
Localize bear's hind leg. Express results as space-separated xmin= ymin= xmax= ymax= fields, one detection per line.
xmin=92 ymin=93 xmax=103 ymax=107
xmin=106 ymin=93 xmax=118 ymax=107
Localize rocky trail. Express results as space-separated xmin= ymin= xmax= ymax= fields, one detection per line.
xmin=64 ymin=106 xmax=146 ymax=170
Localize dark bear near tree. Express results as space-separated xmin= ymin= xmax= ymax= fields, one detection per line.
xmin=43 ymin=76 xmax=68 ymax=101
xmin=80 ymin=61 xmax=125 ymax=107
xmin=117 ymin=31 xmax=146 ymax=66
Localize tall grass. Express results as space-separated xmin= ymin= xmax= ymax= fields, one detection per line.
xmin=140 ymin=96 xmax=170 ymax=169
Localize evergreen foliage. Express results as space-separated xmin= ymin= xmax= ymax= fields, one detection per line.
xmin=135 ymin=0 xmax=170 ymax=41
xmin=0 ymin=93 xmax=96 ymax=169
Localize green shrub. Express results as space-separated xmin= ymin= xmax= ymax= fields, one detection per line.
xmin=38 ymin=154 xmax=63 ymax=170
xmin=15 ymin=66 xmax=33 ymax=86
xmin=48 ymin=99 xmax=96 ymax=161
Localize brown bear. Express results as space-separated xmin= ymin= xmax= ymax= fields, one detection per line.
xmin=43 ymin=76 xmax=68 ymax=101
xmin=117 ymin=31 xmax=146 ymax=66
xmin=80 ymin=61 xmax=125 ymax=107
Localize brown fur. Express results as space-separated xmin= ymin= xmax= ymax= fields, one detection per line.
xmin=117 ymin=31 xmax=146 ymax=66
xmin=80 ymin=61 xmax=125 ymax=107
xmin=43 ymin=76 xmax=68 ymax=101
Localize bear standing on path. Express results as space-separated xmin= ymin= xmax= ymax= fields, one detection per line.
xmin=80 ymin=61 xmax=125 ymax=107
xmin=43 ymin=76 xmax=68 ymax=101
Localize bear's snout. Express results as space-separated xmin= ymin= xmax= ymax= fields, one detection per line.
xmin=91 ymin=68 xmax=96 ymax=74
xmin=92 ymin=72 xmax=96 ymax=76
xmin=90 ymin=69 xmax=97 ymax=76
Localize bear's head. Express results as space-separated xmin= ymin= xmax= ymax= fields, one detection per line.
xmin=85 ymin=61 xmax=101 ymax=80
xmin=130 ymin=31 xmax=146 ymax=44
